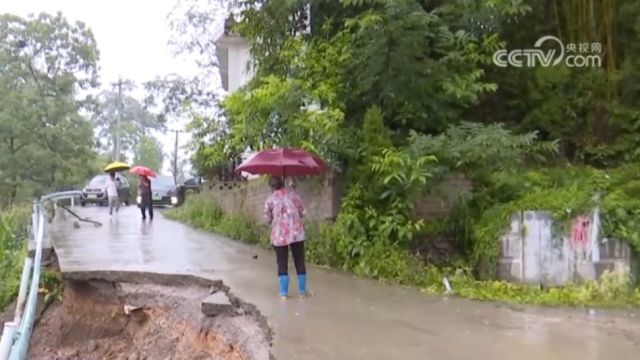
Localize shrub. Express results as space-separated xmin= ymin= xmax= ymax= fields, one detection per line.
xmin=167 ymin=196 xmax=269 ymax=247
xmin=0 ymin=206 xmax=30 ymax=310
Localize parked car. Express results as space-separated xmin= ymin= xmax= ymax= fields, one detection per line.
xmin=137 ymin=175 xmax=185 ymax=207
xmin=183 ymin=176 xmax=203 ymax=194
xmin=80 ymin=174 xmax=131 ymax=206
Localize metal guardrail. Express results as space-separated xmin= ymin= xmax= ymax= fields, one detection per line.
xmin=0 ymin=191 xmax=82 ymax=360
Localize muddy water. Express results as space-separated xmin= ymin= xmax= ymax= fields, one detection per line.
xmin=50 ymin=206 xmax=640 ymax=360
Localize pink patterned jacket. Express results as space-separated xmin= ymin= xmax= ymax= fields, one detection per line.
xmin=264 ymin=188 xmax=306 ymax=247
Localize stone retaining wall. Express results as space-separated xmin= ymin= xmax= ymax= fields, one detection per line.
xmin=201 ymin=172 xmax=473 ymax=224
xmin=202 ymin=173 xmax=343 ymax=223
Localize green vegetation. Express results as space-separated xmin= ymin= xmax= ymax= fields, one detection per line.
xmin=0 ymin=207 xmax=29 ymax=310
xmin=0 ymin=13 xmax=168 ymax=206
xmin=168 ymin=196 xmax=640 ymax=307
xmin=39 ymin=269 xmax=64 ymax=304
xmin=133 ymin=135 xmax=165 ymax=174
xmin=2 ymin=1 xmax=639 ymax=309
xmin=92 ymin=86 xmax=166 ymax=164
xmin=1 ymin=207 xmax=71 ymax=311
xmin=158 ymin=0 xmax=640 ymax=306
xmin=468 ymin=165 xmax=640 ymax=277
xmin=0 ymin=13 xmax=101 ymax=203
xmin=165 ymin=197 xmax=268 ymax=247
xmin=0 ymin=11 xmax=172 ymax=318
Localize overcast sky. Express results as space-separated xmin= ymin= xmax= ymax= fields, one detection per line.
xmin=0 ymin=0 xmax=211 ymax=176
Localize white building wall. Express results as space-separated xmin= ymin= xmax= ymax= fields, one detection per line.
xmin=216 ymin=34 xmax=252 ymax=93
xmin=215 ymin=32 xmax=257 ymax=178
xmin=227 ymin=42 xmax=252 ymax=93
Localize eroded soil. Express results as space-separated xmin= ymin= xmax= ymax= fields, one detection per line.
xmin=28 ymin=278 xmax=271 ymax=360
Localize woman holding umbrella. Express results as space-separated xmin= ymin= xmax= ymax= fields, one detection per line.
xmin=130 ymin=166 xmax=156 ymax=221
xmin=236 ymin=148 xmax=326 ymax=299
xmin=138 ymin=175 xmax=153 ymax=220
xmin=264 ymin=175 xmax=308 ymax=299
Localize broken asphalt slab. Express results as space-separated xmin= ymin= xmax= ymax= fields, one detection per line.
xmin=201 ymin=291 xmax=234 ymax=316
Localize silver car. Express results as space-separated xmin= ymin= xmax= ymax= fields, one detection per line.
xmin=80 ymin=174 xmax=131 ymax=206
xmin=136 ymin=176 xmax=185 ymax=207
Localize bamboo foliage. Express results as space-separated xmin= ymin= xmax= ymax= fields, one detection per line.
xmin=553 ymin=0 xmax=616 ymax=96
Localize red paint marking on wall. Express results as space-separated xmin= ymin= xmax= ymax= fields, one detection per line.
xmin=570 ymin=216 xmax=590 ymax=249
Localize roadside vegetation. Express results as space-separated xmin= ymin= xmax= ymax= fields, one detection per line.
xmin=167 ymin=196 xmax=640 ymax=308
xmin=0 ymin=206 xmax=30 ymax=310
xmin=0 ymin=12 xmax=170 ymax=312
xmin=161 ymin=0 xmax=640 ymax=308
xmin=2 ymin=1 xmax=640 ymax=309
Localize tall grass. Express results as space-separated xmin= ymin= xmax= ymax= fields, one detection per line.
xmin=0 ymin=206 xmax=30 ymax=310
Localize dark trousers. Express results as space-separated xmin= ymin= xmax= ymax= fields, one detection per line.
xmin=140 ymin=201 xmax=153 ymax=219
xmin=273 ymin=241 xmax=306 ymax=276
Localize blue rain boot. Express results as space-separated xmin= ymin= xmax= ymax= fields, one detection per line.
xmin=297 ymin=274 xmax=307 ymax=297
xmin=278 ymin=275 xmax=289 ymax=298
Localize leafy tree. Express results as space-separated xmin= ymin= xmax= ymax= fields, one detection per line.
xmin=167 ymin=0 xmax=640 ymax=280
xmin=168 ymin=0 xmax=545 ymax=218
xmin=92 ymin=85 xmax=165 ymax=161
xmin=187 ymin=114 xmax=246 ymax=180
xmin=338 ymin=0 xmax=500 ymax=133
xmin=143 ymin=74 xmax=220 ymax=123
xmin=143 ymin=75 xmax=221 ymax=177
xmin=0 ymin=12 xmax=100 ymax=203
xmin=468 ymin=0 xmax=640 ymax=166
xmin=133 ymin=134 xmax=165 ymax=172
xmin=409 ymin=122 xmax=559 ymax=180
xmin=146 ymin=2 xmax=227 ymax=165
xmin=167 ymin=0 xmax=228 ymax=72
xmin=200 ymin=0 xmax=504 ymax=163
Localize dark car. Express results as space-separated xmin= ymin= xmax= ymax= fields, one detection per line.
xmin=80 ymin=174 xmax=131 ymax=206
xmin=137 ymin=176 xmax=185 ymax=207
xmin=183 ymin=176 xmax=203 ymax=194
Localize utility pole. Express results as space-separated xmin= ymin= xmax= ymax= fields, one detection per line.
xmin=115 ymin=77 xmax=123 ymax=161
xmin=171 ymin=129 xmax=184 ymax=183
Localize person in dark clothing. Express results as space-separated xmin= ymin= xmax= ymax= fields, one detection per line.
xmin=138 ymin=175 xmax=153 ymax=220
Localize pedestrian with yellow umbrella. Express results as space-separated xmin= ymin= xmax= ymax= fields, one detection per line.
xmin=103 ymin=161 xmax=130 ymax=217
xmin=104 ymin=161 xmax=130 ymax=173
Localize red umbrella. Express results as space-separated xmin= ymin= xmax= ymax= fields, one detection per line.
xmin=130 ymin=166 xmax=157 ymax=178
xmin=235 ymin=148 xmax=327 ymax=177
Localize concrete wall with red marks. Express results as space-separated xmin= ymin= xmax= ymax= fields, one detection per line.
xmin=498 ymin=211 xmax=635 ymax=285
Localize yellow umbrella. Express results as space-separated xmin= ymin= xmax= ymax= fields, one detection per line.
xmin=104 ymin=161 xmax=130 ymax=173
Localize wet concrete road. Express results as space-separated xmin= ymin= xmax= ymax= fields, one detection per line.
xmin=50 ymin=206 xmax=640 ymax=360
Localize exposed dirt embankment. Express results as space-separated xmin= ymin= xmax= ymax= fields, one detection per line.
xmin=28 ymin=273 xmax=272 ymax=360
